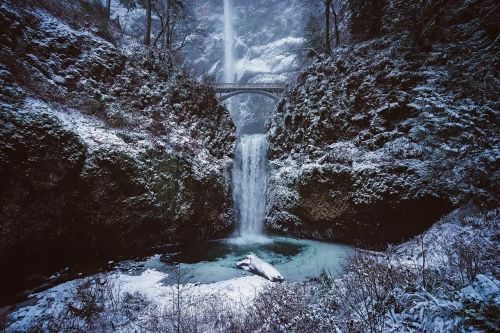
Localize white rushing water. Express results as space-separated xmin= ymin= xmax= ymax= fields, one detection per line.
xmin=232 ymin=134 xmax=269 ymax=242
xmin=223 ymin=0 xmax=235 ymax=83
xmin=224 ymin=0 xmax=269 ymax=243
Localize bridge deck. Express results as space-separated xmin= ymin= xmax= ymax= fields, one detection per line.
xmin=215 ymin=83 xmax=285 ymax=93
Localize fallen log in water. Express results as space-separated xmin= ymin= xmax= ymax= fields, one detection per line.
xmin=236 ymin=253 xmax=284 ymax=282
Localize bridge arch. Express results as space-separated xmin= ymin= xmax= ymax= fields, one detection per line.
xmin=218 ymin=89 xmax=279 ymax=102
xmin=215 ymin=83 xmax=285 ymax=103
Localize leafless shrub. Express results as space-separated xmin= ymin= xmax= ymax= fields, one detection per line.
xmin=20 ymin=264 xmax=252 ymax=332
xmin=43 ymin=274 xmax=127 ymax=332
xmin=139 ymin=265 xmax=251 ymax=333
xmin=329 ymin=251 xmax=416 ymax=332
xmin=228 ymin=281 xmax=338 ymax=332
xmin=157 ymin=265 xmax=203 ymax=333
xmin=444 ymin=233 xmax=496 ymax=284
xmin=16 ymin=212 xmax=496 ymax=333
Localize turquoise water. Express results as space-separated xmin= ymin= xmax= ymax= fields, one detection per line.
xmin=2 ymin=236 xmax=354 ymax=307
xmin=130 ymin=236 xmax=354 ymax=285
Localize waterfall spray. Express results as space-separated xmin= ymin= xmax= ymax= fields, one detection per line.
xmin=223 ymin=0 xmax=235 ymax=83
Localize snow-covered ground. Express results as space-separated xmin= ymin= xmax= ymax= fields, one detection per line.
xmin=6 ymin=206 xmax=497 ymax=332
xmin=228 ymin=206 xmax=500 ymax=332
xmin=3 ymin=235 xmax=356 ymax=331
xmin=6 ymin=269 xmax=269 ymax=332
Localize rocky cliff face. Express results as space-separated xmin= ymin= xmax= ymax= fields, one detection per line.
xmin=0 ymin=0 xmax=235 ymax=289
xmin=266 ymin=0 xmax=499 ymax=245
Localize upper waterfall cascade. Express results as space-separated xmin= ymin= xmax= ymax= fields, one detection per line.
xmin=223 ymin=0 xmax=235 ymax=83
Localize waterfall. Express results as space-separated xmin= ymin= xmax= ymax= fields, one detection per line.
xmin=224 ymin=0 xmax=269 ymax=243
xmin=232 ymin=134 xmax=269 ymax=242
xmin=223 ymin=0 xmax=235 ymax=83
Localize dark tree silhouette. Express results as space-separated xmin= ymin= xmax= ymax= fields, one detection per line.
xmin=145 ymin=0 xmax=152 ymax=45
xmin=153 ymin=0 xmax=185 ymax=49
xmin=331 ymin=1 xmax=340 ymax=47
xmin=106 ymin=0 xmax=111 ymax=19
xmin=323 ymin=0 xmax=332 ymax=55
xmin=349 ymin=0 xmax=384 ymax=40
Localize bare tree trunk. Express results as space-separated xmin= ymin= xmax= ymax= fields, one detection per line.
xmin=154 ymin=17 xmax=167 ymax=48
xmin=106 ymin=0 xmax=111 ymax=19
xmin=421 ymin=234 xmax=426 ymax=287
xmin=145 ymin=0 xmax=152 ymax=46
xmin=324 ymin=0 xmax=331 ymax=55
xmin=331 ymin=1 xmax=340 ymax=47
xmin=166 ymin=13 xmax=171 ymax=49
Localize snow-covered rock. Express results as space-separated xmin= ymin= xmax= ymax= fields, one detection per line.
xmin=236 ymin=253 xmax=284 ymax=282
xmin=0 ymin=0 xmax=235 ymax=296
xmin=266 ymin=0 xmax=499 ymax=245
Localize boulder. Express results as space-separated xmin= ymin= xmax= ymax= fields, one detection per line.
xmin=236 ymin=253 xmax=284 ymax=282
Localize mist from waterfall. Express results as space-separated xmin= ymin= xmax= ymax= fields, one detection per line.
xmin=223 ymin=0 xmax=235 ymax=83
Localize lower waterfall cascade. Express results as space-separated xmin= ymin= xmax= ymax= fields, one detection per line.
xmin=231 ymin=134 xmax=269 ymax=243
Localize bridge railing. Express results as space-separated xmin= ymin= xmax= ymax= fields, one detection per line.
xmin=215 ymin=83 xmax=285 ymax=91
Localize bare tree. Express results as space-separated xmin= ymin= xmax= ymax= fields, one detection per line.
xmin=304 ymin=0 xmax=342 ymax=57
xmin=303 ymin=14 xmax=323 ymax=57
xmin=330 ymin=0 xmax=340 ymax=47
xmin=152 ymin=0 xmax=184 ymax=49
xmin=152 ymin=0 xmax=205 ymax=54
xmin=145 ymin=0 xmax=152 ymax=46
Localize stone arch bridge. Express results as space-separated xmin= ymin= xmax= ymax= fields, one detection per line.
xmin=215 ymin=83 xmax=285 ymax=102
